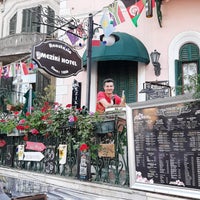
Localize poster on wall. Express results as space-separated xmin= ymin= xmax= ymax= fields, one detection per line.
xmin=126 ymin=94 xmax=200 ymax=199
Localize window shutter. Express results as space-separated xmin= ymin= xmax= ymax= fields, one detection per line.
xmin=175 ymin=59 xmax=182 ymax=95
xmin=180 ymin=43 xmax=199 ymax=61
xmin=32 ymin=6 xmax=41 ymax=32
xmin=22 ymin=6 xmax=41 ymax=33
xmin=198 ymin=58 xmax=200 ymax=73
xmin=9 ymin=13 xmax=17 ymax=35
xmin=97 ymin=61 xmax=137 ymax=103
xmin=22 ymin=9 xmax=28 ymax=32
xmin=47 ymin=6 xmax=55 ymax=35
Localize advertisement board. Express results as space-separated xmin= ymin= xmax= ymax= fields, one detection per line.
xmin=126 ymin=94 xmax=200 ymax=199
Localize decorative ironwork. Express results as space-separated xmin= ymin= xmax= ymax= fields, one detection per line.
xmin=29 ymin=5 xmax=87 ymax=38
xmin=0 ymin=113 xmax=129 ymax=187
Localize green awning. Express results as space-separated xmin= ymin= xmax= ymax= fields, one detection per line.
xmin=82 ymin=32 xmax=150 ymax=66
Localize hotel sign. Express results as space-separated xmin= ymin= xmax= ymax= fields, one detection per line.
xmin=32 ymin=40 xmax=83 ymax=78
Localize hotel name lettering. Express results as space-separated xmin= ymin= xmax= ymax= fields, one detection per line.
xmin=32 ymin=40 xmax=83 ymax=78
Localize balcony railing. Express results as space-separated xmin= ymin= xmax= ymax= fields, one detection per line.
xmin=0 ymin=32 xmax=48 ymax=57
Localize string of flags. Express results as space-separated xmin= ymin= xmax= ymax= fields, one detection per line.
xmin=66 ymin=0 xmax=156 ymax=47
xmin=0 ymin=58 xmax=38 ymax=78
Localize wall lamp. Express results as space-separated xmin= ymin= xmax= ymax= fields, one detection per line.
xmin=150 ymin=50 xmax=161 ymax=77
xmin=100 ymin=34 xmax=120 ymax=46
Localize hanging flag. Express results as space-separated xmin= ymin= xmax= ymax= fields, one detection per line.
xmin=121 ymin=0 xmax=145 ymax=27
xmin=21 ymin=62 xmax=29 ymax=75
xmin=100 ymin=9 xmax=115 ymax=37
xmin=66 ymin=31 xmax=79 ymax=45
xmin=108 ymin=1 xmax=125 ymax=27
xmin=32 ymin=61 xmax=38 ymax=70
xmin=92 ymin=39 xmax=101 ymax=46
xmin=76 ymin=23 xmax=86 ymax=37
xmin=9 ymin=63 xmax=16 ymax=77
xmin=0 ymin=66 xmax=2 ymax=78
xmin=3 ymin=65 xmax=9 ymax=78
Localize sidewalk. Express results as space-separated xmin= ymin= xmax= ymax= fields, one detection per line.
xmin=0 ymin=167 xmax=196 ymax=200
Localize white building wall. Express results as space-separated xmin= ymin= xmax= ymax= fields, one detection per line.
xmin=0 ymin=0 xmax=59 ymax=37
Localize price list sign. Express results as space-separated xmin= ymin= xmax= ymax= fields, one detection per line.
xmin=126 ymin=95 xmax=200 ymax=198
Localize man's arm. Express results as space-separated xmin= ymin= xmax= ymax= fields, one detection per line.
xmin=98 ymin=97 xmax=114 ymax=108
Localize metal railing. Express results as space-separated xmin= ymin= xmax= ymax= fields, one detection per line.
xmin=0 ymin=113 xmax=129 ymax=187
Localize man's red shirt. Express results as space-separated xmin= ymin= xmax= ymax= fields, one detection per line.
xmin=96 ymin=91 xmax=121 ymax=113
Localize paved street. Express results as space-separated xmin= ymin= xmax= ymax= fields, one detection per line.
xmin=45 ymin=187 xmax=112 ymax=200
xmin=0 ymin=176 xmax=119 ymax=200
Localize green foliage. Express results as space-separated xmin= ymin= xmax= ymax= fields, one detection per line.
xmin=0 ymin=113 xmax=18 ymax=133
xmin=176 ymin=73 xmax=200 ymax=99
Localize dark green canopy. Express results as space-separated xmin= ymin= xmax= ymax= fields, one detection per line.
xmin=82 ymin=32 xmax=150 ymax=66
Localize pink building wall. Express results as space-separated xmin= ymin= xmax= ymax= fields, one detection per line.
xmin=57 ymin=0 xmax=200 ymax=110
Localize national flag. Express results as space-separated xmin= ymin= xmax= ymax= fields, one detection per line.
xmin=66 ymin=31 xmax=79 ymax=45
xmin=108 ymin=1 xmax=125 ymax=27
xmin=3 ymin=65 xmax=9 ymax=78
xmin=100 ymin=10 xmax=115 ymax=37
xmin=32 ymin=61 xmax=38 ymax=70
xmin=21 ymin=62 xmax=29 ymax=75
xmin=76 ymin=23 xmax=86 ymax=37
xmin=9 ymin=63 xmax=16 ymax=77
xmin=121 ymin=0 xmax=145 ymax=27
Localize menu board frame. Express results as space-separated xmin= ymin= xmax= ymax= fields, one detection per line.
xmin=126 ymin=94 xmax=200 ymax=199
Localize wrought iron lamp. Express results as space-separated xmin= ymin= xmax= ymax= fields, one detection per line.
xmin=150 ymin=49 xmax=161 ymax=77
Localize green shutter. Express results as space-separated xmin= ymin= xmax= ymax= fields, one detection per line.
xmin=198 ymin=58 xmax=200 ymax=73
xmin=175 ymin=59 xmax=183 ymax=95
xmin=97 ymin=61 xmax=137 ymax=103
xmin=180 ymin=43 xmax=199 ymax=61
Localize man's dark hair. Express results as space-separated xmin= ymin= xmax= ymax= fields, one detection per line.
xmin=103 ymin=78 xmax=114 ymax=86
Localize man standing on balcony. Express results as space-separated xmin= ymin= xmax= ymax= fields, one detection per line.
xmin=96 ymin=78 xmax=122 ymax=114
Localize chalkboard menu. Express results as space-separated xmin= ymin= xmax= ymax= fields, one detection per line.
xmin=126 ymin=94 xmax=200 ymax=198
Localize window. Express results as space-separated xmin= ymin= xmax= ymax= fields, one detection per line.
xmin=36 ymin=70 xmax=50 ymax=97
xmin=47 ymin=6 xmax=55 ymax=35
xmin=97 ymin=60 xmax=138 ymax=103
xmin=175 ymin=43 xmax=200 ymax=95
xmin=22 ymin=6 xmax=41 ymax=33
xmin=9 ymin=13 xmax=17 ymax=35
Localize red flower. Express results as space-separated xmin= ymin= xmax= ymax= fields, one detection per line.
xmin=74 ymin=116 xmax=78 ymax=122
xmin=26 ymin=112 xmax=31 ymax=117
xmin=66 ymin=104 xmax=72 ymax=108
xmin=16 ymin=125 xmax=25 ymax=130
xmin=30 ymin=128 xmax=39 ymax=135
xmin=24 ymin=125 xmax=30 ymax=130
xmin=80 ymin=143 xmax=89 ymax=151
xmin=14 ymin=111 xmax=19 ymax=115
xmin=44 ymin=101 xmax=49 ymax=107
xmin=19 ymin=119 xmax=26 ymax=124
xmin=41 ymin=114 xmax=49 ymax=120
xmin=23 ymin=135 xmax=28 ymax=141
